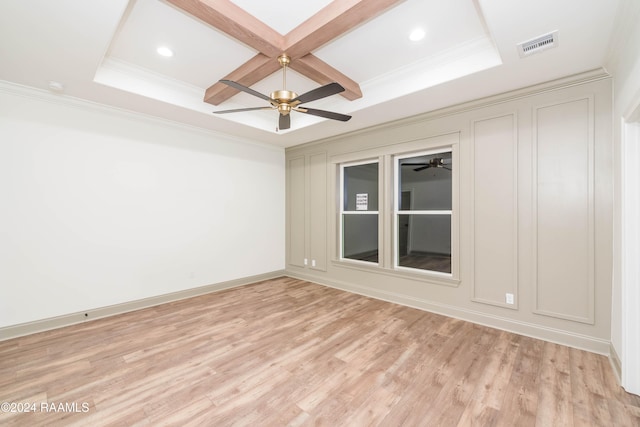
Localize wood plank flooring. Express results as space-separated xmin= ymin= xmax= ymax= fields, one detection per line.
xmin=1 ymin=277 xmax=639 ymax=426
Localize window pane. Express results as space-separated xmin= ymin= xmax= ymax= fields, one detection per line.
xmin=398 ymin=152 xmax=452 ymax=210
xmin=397 ymin=214 xmax=451 ymax=273
xmin=343 ymin=214 xmax=378 ymax=263
xmin=344 ymin=163 xmax=378 ymax=211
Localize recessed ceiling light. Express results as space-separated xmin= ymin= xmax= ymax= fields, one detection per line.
xmin=156 ymin=46 xmax=174 ymax=57
xmin=409 ymin=28 xmax=426 ymax=42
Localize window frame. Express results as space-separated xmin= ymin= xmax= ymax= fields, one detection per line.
xmin=338 ymin=159 xmax=380 ymax=265
xmin=393 ymin=148 xmax=454 ymax=277
xmin=330 ymin=132 xmax=460 ymax=287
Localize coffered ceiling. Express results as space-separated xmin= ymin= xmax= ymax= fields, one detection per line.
xmin=0 ymin=0 xmax=622 ymax=147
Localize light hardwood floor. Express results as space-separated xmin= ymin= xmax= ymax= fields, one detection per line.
xmin=1 ymin=277 xmax=639 ymax=426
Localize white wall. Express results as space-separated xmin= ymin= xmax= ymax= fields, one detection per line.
xmin=607 ymin=0 xmax=640 ymax=393
xmin=0 ymin=84 xmax=285 ymax=328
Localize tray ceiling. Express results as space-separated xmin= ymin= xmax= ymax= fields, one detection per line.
xmin=0 ymin=0 xmax=622 ymax=147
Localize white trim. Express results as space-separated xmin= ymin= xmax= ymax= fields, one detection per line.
xmin=621 ymin=119 xmax=640 ymax=395
xmin=289 ymin=69 xmax=610 ymax=154
xmin=339 ymin=160 xmax=380 ymax=263
xmin=0 ymin=79 xmax=281 ymax=153
xmin=286 ymin=271 xmax=610 ymax=355
xmin=0 ymin=271 xmax=285 ymax=341
xmin=397 ymin=210 xmax=453 ymax=215
xmin=342 ymin=211 xmax=379 ymax=215
xmin=394 ymin=148 xmax=454 ymax=275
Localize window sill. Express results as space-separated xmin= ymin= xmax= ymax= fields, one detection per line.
xmin=331 ymin=259 xmax=461 ymax=287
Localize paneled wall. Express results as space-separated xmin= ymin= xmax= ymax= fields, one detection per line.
xmin=285 ymin=73 xmax=613 ymax=353
xmin=471 ymin=113 xmax=518 ymax=309
xmin=286 ymin=152 xmax=328 ymax=271
xmin=533 ymin=97 xmax=594 ymax=323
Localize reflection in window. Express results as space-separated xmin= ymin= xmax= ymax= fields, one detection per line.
xmin=341 ymin=162 xmax=378 ymax=263
xmin=396 ymin=151 xmax=452 ymax=274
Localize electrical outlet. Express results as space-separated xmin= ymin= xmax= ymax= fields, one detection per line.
xmin=505 ymin=293 xmax=514 ymax=305
xmin=311 ymin=259 xmax=316 ymax=267
xmin=304 ymin=258 xmax=308 ymax=265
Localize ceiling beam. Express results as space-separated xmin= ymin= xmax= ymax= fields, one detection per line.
xmin=204 ymin=53 xmax=281 ymax=105
xmin=169 ymin=0 xmax=405 ymax=105
xmin=284 ymin=0 xmax=405 ymax=59
xmin=204 ymin=53 xmax=282 ymax=105
xmin=207 ymin=53 xmax=362 ymax=105
xmin=290 ymin=54 xmax=362 ymax=101
xmin=166 ymin=0 xmax=283 ymax=57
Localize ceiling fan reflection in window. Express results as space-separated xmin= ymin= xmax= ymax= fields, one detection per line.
xmin=401 ymin=157 xmax=452 ymax=171
xmin=213 ymin=54 xmax=351 ymax=131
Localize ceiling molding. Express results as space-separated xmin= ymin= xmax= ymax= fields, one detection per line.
xmin=96 ymin=57 xmax=206 ymax=111
xmin=0 ymin=0 xmax=620 ymax=147
xmin=357 ymin=37 xmax=501 ymax=101
xmin=287 ymin=68 xmax=611 ymax=153
xmin=0 ymin=79 xmax=283 ymax=152
xmin=167 ymin=0 xmax=405 ymax=105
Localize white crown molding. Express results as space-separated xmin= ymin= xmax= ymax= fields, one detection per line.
xmin=358 ymin=36 xmax=501 ymax=104
xmin=96 ymin=57 xmax=319 ymax=134
xmin=287 ymin=67 xmax=611 ymax=154
xmin=0 ymin=79 xmax=283 ymax=153
xmin=96 ymin=57 xmax=206 ymax=109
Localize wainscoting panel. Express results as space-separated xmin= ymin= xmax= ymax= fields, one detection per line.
xmin=533 ymin=97 xmax=595 ymax=323
xmin=471 ymin=113 xmax=518 ymax=308
xmin=288 ymin=156 xmax=306 ymax=267
xmin=309 ymin=152 xmax=328 ymax=271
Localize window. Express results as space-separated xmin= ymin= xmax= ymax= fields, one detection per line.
xmin=333 ymin=133 xmax=458 ymax=283
xmin=395 ymin=149 xmax=452 ymax=274
xmin=340 ymin=161 xmax=379 ymax=264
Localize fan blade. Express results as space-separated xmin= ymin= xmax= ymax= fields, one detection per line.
xmin=213 ymin=106 xmax=273 ymax=114
xmin=297 ymin=107 xmax=351 ymax=122
xmin=401 ymin=163 xmax=429 ymax=166
xmin=414 ymin=165 xmax=431 ymax=172
xmin=292 ymin=82 xmax=345 ymax=104
xmin=279 ymin=113 xmax=291 ymax=130
xmin=219 ymin=80 xmax=271 ymax=102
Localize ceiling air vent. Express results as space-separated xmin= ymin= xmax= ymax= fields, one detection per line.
xmin=517 ymin=31 xmax=558 ymax=58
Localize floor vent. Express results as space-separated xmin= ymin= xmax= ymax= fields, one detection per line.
xmin=517 ymin=31 xmax=558 ymax=57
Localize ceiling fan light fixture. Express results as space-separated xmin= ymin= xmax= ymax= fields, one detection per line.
xmin=278 ymin=103 xmax=292 ymax=116
xmin=156 ymin=46 xmax=174 ymax=57
xmin=213 ymin=56 xmax=351 ymax=130
xmin=409 ymin=27 xmax=426 ymax=42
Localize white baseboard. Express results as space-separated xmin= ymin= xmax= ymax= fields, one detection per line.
xmin=286 ymin=270 xmax=611 ymax=355
xmin=0 ymin=270 xmax=285 ymax=341
xmin=3 ymin=270 xmax=613 ymax=358
xmin=609 ymin=342 xmax=622 ymax=383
